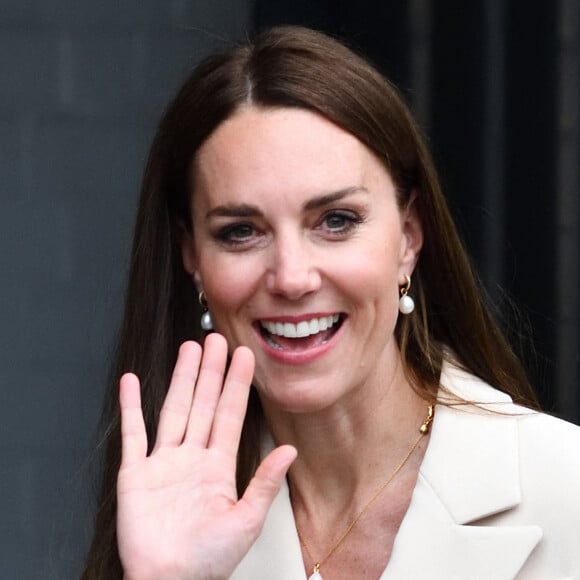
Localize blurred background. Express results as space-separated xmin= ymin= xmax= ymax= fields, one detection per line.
xmin=0 ymin=1 xmax=578 ymax=577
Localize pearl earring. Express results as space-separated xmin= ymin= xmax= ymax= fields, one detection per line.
xmin=399 ymin=275 xmax=415 ymax=314
xmin=198 ymin=291 xmax=214 ymax=331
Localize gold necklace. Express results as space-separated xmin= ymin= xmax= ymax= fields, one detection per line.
xmin=294 ymin=404 xmax=434 ymax=580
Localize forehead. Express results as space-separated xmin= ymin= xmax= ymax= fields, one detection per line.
xmin=192 ymin=106 xmax=392 ymax=207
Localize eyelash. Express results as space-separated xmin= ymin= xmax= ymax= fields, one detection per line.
xmin=214 ymin=209 xmax=365 ymax=247
xmin=318 ymin=209 xmax=364 ymax=236
xmin=215 ymin=223 xmax=257 ymax=246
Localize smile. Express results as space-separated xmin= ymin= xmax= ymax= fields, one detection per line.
xmin=260 ymin=314 xmax=340 ymax=338
xmin=257 ymin=314 xmax=344 ymax=353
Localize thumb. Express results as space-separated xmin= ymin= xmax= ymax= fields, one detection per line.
xmin=236 ymin=445 xmax=297 ymax=539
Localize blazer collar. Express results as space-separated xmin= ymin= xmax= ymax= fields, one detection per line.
xmin=383 ymin=362 xmax=541 ymax=579
xmin=231 ymin=475 xmax=306 ymax=579
xmin=233 ymin=362 xmax=542 ymax=579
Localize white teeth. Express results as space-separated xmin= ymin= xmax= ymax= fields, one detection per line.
xmin=260 ymin=314 xmax=341 ymax=339
xmin=283 ymin=322 xmax=297 ymax=338
xmin=296 ymin=321 xmax=310 ymax=337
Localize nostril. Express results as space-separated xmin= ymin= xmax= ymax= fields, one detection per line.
xmin=266 ymin=266 xmax=321 ymax=300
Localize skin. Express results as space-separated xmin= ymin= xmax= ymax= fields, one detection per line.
xmin=117 ymin=336 xmax=297 ymax=580
xmin=117 ymin=106 xmax=427 ymax=579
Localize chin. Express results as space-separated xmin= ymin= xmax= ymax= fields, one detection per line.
xmin=254 ymin=372 xmax=346 ymax=414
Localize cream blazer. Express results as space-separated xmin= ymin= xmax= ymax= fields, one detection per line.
xmin=231 ymin=363 xmax=580 ymax=579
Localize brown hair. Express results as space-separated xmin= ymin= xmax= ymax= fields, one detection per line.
xmin=81 ymin=25 xmax=538 ymax=579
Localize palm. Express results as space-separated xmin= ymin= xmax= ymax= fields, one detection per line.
xmin=116 ymin=336 xmax=296 ymax=580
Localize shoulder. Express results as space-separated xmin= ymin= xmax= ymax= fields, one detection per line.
xmin=438 ymin=360 xmax=580 ymax=516
xmin=515 ymin=410 xmax=580 ymax=496
xmin=434 ymin=363 xmax=580 ymax=576
xmin=439 ymin=359 xmax=580 ymax=474
xmin=509 ymin=413 xmax=580 ymax=577
xmin=517 ymin=406 xmax=580 ymax=443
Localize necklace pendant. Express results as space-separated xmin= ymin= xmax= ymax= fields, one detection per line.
xmin=309 ymin=563 xmax=323 ymax=580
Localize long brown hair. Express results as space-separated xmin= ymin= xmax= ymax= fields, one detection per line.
xmin=81 ymin=26 xmax=538 ymax=579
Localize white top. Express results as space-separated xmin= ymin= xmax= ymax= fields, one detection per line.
xmin=231 ymin=362 xmax=580 ymax=579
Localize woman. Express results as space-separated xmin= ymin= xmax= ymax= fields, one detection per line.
xmin=82 ymin=26 xmax=580 ymax=579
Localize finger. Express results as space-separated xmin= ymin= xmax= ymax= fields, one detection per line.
xmin=208 ymin=345 xmax=255 ymax=455
xmin=119 ymin=373 xmax=147 ymax=467
xmin=154 ymin=341 xmax=202 ymax=450
xmin=235 ymin=445 xmax=297 ymax=539
xmin=184 ymin=333 xmax=229 ymax=447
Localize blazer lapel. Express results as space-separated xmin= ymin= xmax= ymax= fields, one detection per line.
xmin=231 ymin=451 xmax=307 ymax=579
xmin=234 ymin=363 xmax=542 ymax=579
xmin=382 ymin=363 xmax=542 ymax=579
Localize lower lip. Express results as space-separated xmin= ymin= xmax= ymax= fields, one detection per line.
xmin=255 ymin=319 xmax=346 ymax=365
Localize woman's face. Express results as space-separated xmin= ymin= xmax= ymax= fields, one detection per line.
xmin=183 ymin=106 xmax=422 ymax=412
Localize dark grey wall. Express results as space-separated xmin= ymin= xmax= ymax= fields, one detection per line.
xmin=0 ymin=3 xmax=251 ymax=578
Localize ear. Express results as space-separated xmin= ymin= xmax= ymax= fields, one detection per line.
xmin=398 ymin=192 xmax=423 ymax=282
xmin=179 ymin=222 xmax=200 ymax=286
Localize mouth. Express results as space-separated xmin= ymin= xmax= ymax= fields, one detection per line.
xmin=257 ymin=313 xmax=345 ymax=351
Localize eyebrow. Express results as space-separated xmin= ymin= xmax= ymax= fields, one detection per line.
xmin=302 ymin=186 xmax=368 ymax=211
xmin=205 ymin=186 xmax=368 ymax=219
xmin=206 ymin=204 xmax=261 ymax=219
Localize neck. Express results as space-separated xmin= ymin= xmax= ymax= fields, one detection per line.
xmin=260 ymin=354 xmax=430 ymax=514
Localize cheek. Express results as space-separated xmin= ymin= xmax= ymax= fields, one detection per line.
xmin=198 ymin=254 xmax=261 ymax=317
xmin=343 ymin=251 xmax=402 ymax=340
xmin=334 ymin=240 xmax=401 ymax=299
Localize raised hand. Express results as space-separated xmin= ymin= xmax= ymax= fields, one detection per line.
xmin=116 ymin=334 xmax=297 ymax=580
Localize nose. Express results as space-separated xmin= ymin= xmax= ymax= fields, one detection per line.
xmin=265 ymin=233 xmax=322 ymax=300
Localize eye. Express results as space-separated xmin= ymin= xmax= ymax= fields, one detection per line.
xmin=319 ymin=209 xmax=364 ymax=235
xmin=215 ymin=222 xmax=257 ymax=245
